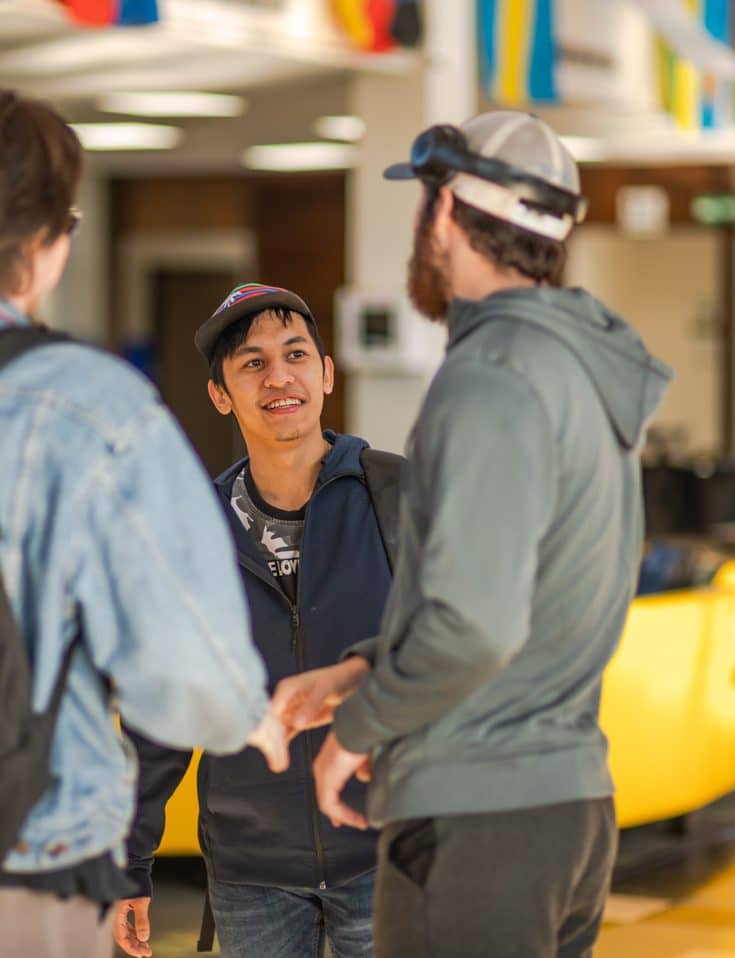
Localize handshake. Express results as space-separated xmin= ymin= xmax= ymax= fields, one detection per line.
xmin=246 ymin=655 xmax=372 ymax=831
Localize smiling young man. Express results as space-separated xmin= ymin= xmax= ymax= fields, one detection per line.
xmin=116 ymin=284 xmax=399 ymax=958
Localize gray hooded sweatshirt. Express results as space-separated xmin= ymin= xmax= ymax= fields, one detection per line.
xmin=334 ymin=286 xmax=672 ymax=828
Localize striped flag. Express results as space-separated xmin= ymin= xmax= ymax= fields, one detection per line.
xmin=330 ymin=0 xmax=397 ymax=53
xmin=656 ymin=0 xmax=732 ymax=130
xmin=56 ymin=0 xmax=159 ymax=26
xmin=118 ymin=0 xmax=159 ymax=25
xmin=478 ymin=0 xmax=557 ymax=106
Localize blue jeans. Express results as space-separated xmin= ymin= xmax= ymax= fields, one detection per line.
xmin=208 ymin=869 xmax=375 ymax=958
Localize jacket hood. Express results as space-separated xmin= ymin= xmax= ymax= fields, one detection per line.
xmin=447 ymin=287 xmax=673 ymax=451
xmin=214 ymin=430 xmax=369 ymax=497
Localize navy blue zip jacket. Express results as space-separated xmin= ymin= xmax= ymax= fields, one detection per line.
xmin=126 ymin=433 xmax=389 ymax=894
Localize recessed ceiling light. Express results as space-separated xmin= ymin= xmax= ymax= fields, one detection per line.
xmin=71 ymin=122 xmax=181 ymax=151
xmin=97 ymin=91 xmax=247 ymax=118
xmin=242 ymin=142 xmax=358 ymax=172
xmin=313 ymin=115 xmax=367 ymax=143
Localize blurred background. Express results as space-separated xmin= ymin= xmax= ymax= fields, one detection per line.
xmin=7 ymin=0 xmax=735 ymax=493
xmin=9 ymin=2 xmax=735 ymax=955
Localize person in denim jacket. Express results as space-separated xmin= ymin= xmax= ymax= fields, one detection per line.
xmin=0 ymin=91 xmax=286 ymax=958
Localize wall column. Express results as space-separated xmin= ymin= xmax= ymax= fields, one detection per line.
xmin=345 ymin=0 xmax=477 ymax=450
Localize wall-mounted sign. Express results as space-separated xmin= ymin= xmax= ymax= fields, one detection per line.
xmin=616 ymin=186 xmax=670 ymax=238
xmin=691 ymin=193 xmax=735 ymax=226
xmin=336 ymin=287 xmax=442 ymax=374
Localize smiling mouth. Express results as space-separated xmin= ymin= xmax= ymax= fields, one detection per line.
xmin=263 ymin=398 xmax=304 ymax=411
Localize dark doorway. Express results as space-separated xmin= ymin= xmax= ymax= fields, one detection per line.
xmin=154 ymin=268 xmax=244 ymax=477
xmin=253 ymin=172 xmax=346 ymax=434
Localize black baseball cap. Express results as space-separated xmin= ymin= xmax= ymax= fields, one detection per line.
xmin=195 ymin=282 xmax=315 ymax=364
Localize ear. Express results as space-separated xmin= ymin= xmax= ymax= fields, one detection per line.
xmin=323 ymin=355 xmax=335 ymax=396
xmin=14 ymin=231 xmax=44 ymax=296
xmin=433 ymin=186 xmax=456 ymax=245
xmin=207 ymin=379 xmax=232 ymax=415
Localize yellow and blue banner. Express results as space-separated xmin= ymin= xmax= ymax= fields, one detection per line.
xmin=478 ymin=0 xmax=557 ymax=106
xmin=657 ymin=0 xmax=732 ymax=130
xmin=56 ymin=0 xmax=159 ymax=27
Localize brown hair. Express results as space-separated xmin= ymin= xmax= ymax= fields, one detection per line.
xmin=0 ymin=90 xmax=83 ymax=295
xmin=422 ymin=182 xmax=566 ymax=285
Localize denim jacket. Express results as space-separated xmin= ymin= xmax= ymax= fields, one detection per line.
xmin=0 ymin=305 xmax=268 ymax=874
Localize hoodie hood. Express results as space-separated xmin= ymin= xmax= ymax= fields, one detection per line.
xmin=214 ymin=430 xmax=369 ymax=498
xmin=447 ymin=287 xmax=673 ymax=450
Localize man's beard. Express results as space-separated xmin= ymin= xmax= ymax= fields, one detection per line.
xmin=407 ymin=206 xmax=450 ymax=322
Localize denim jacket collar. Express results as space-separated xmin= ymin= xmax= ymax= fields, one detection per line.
xmin=0 ymin=298 xmax=30 ymax=328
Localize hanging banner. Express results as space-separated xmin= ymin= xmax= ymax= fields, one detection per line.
xmin=331 ymin=0 xmax=396 ymax=52
xmin=390 ymin=0 xmax=421 ymax=47
xmin=651 ymin=0 xmax=732 ymax=130
xmin=56 ymin=0 xmax=159 ymax=26
xmin=478 ymin=0 xmax=557 ymax=107
xmin=634 ymin=0 xmax=735 ymax=77
xmin=330 ymin=0 xmax=421 ymax=52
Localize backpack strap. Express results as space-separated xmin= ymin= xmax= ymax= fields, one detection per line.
xmin=0 ymin=325 xmax=70 ymax=373
xmin=0 ymin=567 xmax=78 ymax=720
xmin=360 ymin=447 xmax=406 ymax=572
xmin=197 ymin=888 xmax=216 ymax=952
xmin=0 ymin=322 xmax=77 ymax=707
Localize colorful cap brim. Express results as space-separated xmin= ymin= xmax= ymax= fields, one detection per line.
xmin=195 ymin=284 xmax=314 ymax=364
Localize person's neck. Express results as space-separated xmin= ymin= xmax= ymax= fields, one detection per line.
xmin=246 ymin=429 xmax=329 ymax=512
xmin=449 ymin=243 xmax=538 ymax=303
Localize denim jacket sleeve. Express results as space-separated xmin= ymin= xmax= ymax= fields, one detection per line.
xmin=71 ymin=398 xmax=269 ymax=754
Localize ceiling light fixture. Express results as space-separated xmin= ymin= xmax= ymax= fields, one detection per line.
xmin=71 ymin=123 xmax=182 ymax=151
xmin=242 ymin=142 xmax=359 ymax=172
xmin=313 ymin=115 xmax=367 ymax=142
xmin=97 ymin=91 xmax=247 ymax=118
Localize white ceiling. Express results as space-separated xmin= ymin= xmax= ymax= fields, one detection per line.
xmin=2 ymin=0 xmax=735 ymax=173
xmin=0 ymin=0 xmax=416 ymax=174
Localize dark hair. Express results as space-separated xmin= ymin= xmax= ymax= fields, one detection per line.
xmin=0 ymin=90 xmax=82 ymax=295
xmin=209 ymin=306 xmax=326 ymax=390
xmin=422 ymin=182 xmax=566 ymax=285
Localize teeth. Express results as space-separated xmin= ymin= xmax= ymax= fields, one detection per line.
xmin=267 ymin=399 xmax=302 ymax=409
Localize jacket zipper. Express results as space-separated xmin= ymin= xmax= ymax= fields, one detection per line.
xmin=293 ymin=499 xmax=328 ymax=890
xmin=237 ymin=486 xmax=334 ymax=890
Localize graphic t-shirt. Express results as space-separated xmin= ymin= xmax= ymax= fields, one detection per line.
xmin=231 ymin=466 xmax=304 ymax=604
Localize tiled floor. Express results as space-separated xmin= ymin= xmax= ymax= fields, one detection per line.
xmin=120 ymin=802 xmax=735 ymax=957
xmin=597 ymin=854 xmax=735 ymax=957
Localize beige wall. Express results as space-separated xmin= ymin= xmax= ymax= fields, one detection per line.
xmin=566 ymin=225 xmax=721 ymax=455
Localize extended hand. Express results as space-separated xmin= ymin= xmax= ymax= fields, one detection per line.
xmin=247 ymin=708 xmax=290 ymax=772
xmin=113 ymin=897 xmax=152 ymax=957
xmin=313 ymin=731 xmax=370 ymax=830
xmin=272 ymin=657 xmax=370 ymax=739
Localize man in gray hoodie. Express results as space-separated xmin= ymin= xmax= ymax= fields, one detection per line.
xmin=273 ymin=111 xmax=672 ymax=957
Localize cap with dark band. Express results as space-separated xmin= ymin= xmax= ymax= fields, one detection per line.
xmin=383 ymin=111 xmax=586 ymax=241
xmin=195 ymin=282 xmax=315 ymax=363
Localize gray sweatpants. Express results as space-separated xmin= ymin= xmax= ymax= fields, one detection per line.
xmin=0 ymin=887 xmax=114 ymax=958
xmin=374 ymin=798 xmax=617 ymax=958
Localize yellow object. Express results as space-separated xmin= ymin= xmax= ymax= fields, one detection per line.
xmin=156 ymin=560 xmax=735 ymax=854
xmin=601 ymin=558 xmax=735 ymax=827
xmin=156 ymin=752 xmax=200 ymax=854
